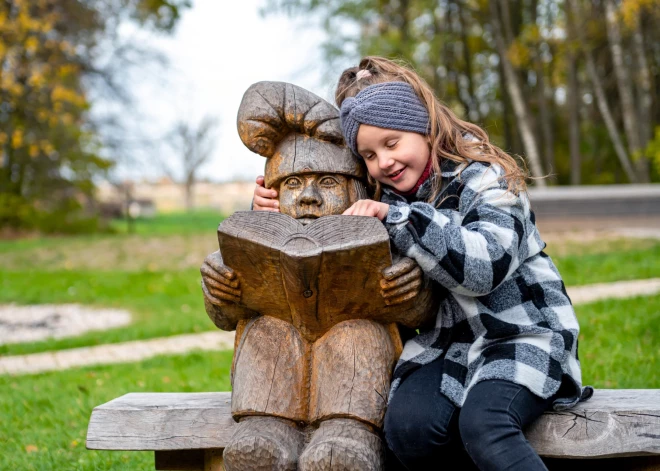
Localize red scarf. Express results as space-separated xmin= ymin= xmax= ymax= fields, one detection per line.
xmin=393 ymin=158 xmax=434 ymax=196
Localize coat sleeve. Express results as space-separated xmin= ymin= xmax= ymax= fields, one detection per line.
xmin=383 ymin=162 xmax=530 ymax=297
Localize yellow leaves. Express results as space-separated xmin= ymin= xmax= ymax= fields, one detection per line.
xmin=0 ymin=132 xmax=7 ymax=146
xmin=9 ymin=83 xmax=24 ymax=97
xmin=37 ymin=109 xmax=49 ymax=123
xmin=25 ymin=444 xmax=38 ymax=453
xmin=507 ymin=40 xmax=530 ymax=68
xmin=57 ymin=64 xmax=79 ymax=79
xmin=51 ymin=85 xmax=86 ymax=108
xmin=29 ymin=144 xmax=40 ymax=158
xmin=61 ymin=113 xmax=74 ymax=126
xmin=25 ymin=36 xmax=39 ymax=54
xmin=28 ymin=70 xmax=45 ymax=89
xmin=40 ymin=140 xmax=55 ymax=156
xmin=12 ymin=129 xmax=24 ymax=149
xmin=620 ymin=0 xmax=659 ymax=28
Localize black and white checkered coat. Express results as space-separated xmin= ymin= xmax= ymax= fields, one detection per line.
xmin=383 ymin=159 xmax=593 ymax=411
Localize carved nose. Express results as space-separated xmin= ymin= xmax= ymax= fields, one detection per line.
xmin=299 ymin=184 xmax=322 ymax=205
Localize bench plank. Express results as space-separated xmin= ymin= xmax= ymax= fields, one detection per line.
xmin=86 ymin=393 xmax=235 ymax=451
xmin=526 ymin=389 xmax=660 ymax=458
xmin=86 ymin=390 xmax=660 ymax=459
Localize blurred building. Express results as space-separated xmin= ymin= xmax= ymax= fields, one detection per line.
xmin=97 ymin=178 xmax=254 ymax=214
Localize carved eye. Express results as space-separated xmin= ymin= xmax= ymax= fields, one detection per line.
xmin=285 ymin=177 xmax=302 ymax=188
xmin=319 ymin=176 xmax=339 ymax=188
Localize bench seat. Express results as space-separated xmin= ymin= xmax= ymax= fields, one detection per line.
xmin=86 ymin=389 xmax=660 ymax=470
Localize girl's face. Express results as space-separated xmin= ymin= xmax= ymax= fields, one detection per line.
xmin=356 ymin=124 xmax=431 ymax=193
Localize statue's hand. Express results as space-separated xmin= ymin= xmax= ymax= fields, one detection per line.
xmin=200 ymin=250 xmax=241 ymax=306
xmin=380 ymin=257 xmax=423 ymax=306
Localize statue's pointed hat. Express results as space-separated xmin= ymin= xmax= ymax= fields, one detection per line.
xmin=237 ymin=81 xmax=365 ymax=188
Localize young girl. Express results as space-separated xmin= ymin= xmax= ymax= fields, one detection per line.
xmin=335 ymin=56 xmax=592 ymax=471
xmin=253 ymin=56 xmax=592 ymax=471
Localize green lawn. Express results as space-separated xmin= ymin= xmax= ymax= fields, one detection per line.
xmin=0 ymin=351 xmax=233 ymax=471
xmin=0 ymin=216 xmax=658 ymax=469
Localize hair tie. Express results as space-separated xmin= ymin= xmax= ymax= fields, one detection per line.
xmin=356 ymin=69 xmax=372 ymax=81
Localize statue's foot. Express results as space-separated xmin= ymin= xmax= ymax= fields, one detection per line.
xmin=298 ymin=418 xmax=385 ymax=471
xmin=223 ymin=416 xmax=304 ymax=471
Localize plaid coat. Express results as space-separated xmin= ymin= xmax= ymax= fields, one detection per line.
xmin=382 ymin=159 xmax=593 ymax=411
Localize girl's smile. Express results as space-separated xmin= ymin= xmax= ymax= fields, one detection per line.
xmin=356 ymin=124 xmax=431 ymax=193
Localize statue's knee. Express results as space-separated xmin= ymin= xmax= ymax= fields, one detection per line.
xmin=309 ymin=320 xmax=395 ymax=426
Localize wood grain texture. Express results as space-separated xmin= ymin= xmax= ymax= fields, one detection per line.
xmin=217 ymin=212 xmax=434 ymax=342
xmin=298 ymin=418 xmax=385 ymax=471
xmin=223 ymin=417 xmax=303 ymax=471
xmin=86 ymin=392 xmax=235 ymax=451
xmin=87 ymin=390 xmax=660 ymax=459
xmin=309 ymin=320 xmax=395 ymax=428
xmin=235 ymin=81 xmax=364 ymax=188
xmin=526 ymin=389 xmax=660 ymax=458
xmin=231 ymin=316 xmax=309 ymax=421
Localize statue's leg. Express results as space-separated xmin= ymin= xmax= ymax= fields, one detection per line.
xmin=224 ymin=315 xmax=309 ymax=471
xmin=298 ymin=418 xmax=385 ymax=471
xmin=300 ymin=319 xmax=396 ymax=471
xmin=224 ymin=416 xmax=304 ymax=471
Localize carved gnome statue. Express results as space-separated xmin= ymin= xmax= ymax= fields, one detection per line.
xmin=200 ymin=82 xmax=435 ymax=471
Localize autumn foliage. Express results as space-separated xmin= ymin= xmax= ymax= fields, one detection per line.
xmin=0 ymin=0 xmax=189 ymax=233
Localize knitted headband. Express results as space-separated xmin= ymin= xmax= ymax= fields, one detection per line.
xmin=339 ymin=81 xmax=430 ymax=157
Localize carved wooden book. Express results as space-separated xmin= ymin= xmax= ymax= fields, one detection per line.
xmin=218 ymin=211 xmax=407 ymax=341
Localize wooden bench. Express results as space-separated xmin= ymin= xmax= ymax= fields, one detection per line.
xmin=86 ymin=390 xmax=660 ymax=470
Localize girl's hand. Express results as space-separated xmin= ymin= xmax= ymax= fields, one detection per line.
xmin=253 ymin=175 xmax=279 ymax=212
xmin=342 ymin=199 xmax=389 ymax=220
xmin=380 ymin=257 xmax=423 ymax=306
xmin=200 ymin=251 xmax=241 ymax=305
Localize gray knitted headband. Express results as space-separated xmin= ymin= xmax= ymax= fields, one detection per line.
xmin=339 ymin=81 xmax=430 ymax=157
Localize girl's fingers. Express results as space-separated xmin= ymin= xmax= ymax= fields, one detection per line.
xmin=205 ymin=277 xmax=241 ymax=297
xmin=255 ymin=185 xmax=278 ymax=200
xmin=382 ymin=258 xmax=417 ymax=281
xmin=381 ymin=278 xmax=422 ymax=299
xmin=384 ymin=290 xmax=418 ymax=306
xmin=254 ymin=194 xmax=279 ymax=208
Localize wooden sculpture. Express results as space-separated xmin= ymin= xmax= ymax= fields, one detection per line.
xmin=200 ymin=82 xmax=437 ymax=471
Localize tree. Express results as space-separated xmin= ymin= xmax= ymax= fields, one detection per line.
xmin=264 ymin=0 xmax=660 ymax=185
xmin=0 ymin=0 xmax=190 ymax=233
xmin=488 ymin=0 xmax=546 ymax=185
xmin=162 ymin=116 xmax=219 ymax=211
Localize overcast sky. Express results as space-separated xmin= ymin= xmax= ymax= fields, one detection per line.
xmin=123 ymin=0 xmax=349 ymax=183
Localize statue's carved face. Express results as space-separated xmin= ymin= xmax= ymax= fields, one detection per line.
xmin=278 ymin=173 xmax=352 ymax=224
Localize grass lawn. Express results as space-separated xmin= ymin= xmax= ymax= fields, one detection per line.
xmin=0 ymin=351 xmax=233 ymax=471
xmin=0 ymin=214 xmax=658 ymax=469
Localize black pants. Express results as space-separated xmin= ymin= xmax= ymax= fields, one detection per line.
xmin=384 ymin=360 xmax=555 ymax=471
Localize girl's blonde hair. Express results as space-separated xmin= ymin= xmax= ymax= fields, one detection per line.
xmin=335 ymin=56 xmax=528 ymax=202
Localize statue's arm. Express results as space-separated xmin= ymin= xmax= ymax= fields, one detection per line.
xmin=201 ymin=250 xmax=257 ymax=331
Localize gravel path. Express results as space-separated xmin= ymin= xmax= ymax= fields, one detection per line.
xmin=1 ymin=278 xmax=659 ymax=376
xmin=0 ymin=331 xmax=234 ymax=376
